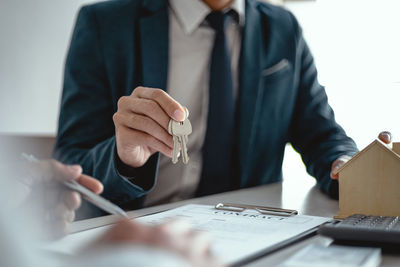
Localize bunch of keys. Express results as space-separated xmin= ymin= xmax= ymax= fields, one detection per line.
xmin=168 ymin=115 xmax=192 ymax=164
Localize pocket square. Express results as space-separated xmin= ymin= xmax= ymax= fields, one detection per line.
xmin=262 ymin=59 xmax=289 ymax=76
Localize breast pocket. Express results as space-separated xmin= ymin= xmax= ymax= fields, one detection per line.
xmin=255 ymin=58 xmax=294 ymax=142
xmin=261 ymin=58 xmax=291 ymax=81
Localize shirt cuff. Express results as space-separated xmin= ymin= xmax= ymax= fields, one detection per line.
xmin=114 ymin=150 xmax=158 ymax=194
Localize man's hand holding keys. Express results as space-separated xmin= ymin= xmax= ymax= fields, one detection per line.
xmin=113 ymin=86 xmax=189 ymax=168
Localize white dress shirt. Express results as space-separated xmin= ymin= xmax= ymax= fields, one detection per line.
xmin=145 ymin=0 xmax=245 ymax=206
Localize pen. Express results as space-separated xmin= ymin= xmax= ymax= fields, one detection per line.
xmin=21 ymin=153 xmax=128 ymax=219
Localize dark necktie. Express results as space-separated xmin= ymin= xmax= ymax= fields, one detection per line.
xmin=197 ymin=11 xmax=235 ymax=196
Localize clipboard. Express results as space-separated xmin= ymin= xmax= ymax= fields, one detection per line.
xmin=46 ymin=204 xmax=331 ymax=266
xmin=135 ymin=204 xmax=331 ymax=266
xmin=212 ymin=203 xmax=321 ymax=266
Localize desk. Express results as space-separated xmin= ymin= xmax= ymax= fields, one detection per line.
xmin=71 ymin=182 xmax=400 ymax=266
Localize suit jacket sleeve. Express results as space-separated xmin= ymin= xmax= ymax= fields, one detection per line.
xmin=288 ymin=14 xmax=358 ymax=198
xmin=53 ymin=6 xmax=158 ymax=207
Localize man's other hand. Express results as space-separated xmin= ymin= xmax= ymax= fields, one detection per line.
xmin=113 ymin=86 xmax=187 ymax=168
xmin=330 ymin=131 xmax=393 ymax=179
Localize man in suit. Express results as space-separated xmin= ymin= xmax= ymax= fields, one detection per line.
xmin=54 ymin=0 xmax=359 ymax=214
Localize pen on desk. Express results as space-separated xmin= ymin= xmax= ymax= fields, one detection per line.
xmin=21 ymin=153 xmax=128 ymax=219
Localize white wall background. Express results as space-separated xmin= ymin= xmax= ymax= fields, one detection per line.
xmin=0 ymin=0 xmax=96 ymax=135
xmin=286 ymin=0 xmax=400 ymax=149
xmin=283 ymin=0 xmax=400 ymax=203
xmin=0 ymin=0 xmax=399 ymax=197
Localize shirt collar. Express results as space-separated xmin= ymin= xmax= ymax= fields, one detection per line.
xmin=230 ymin=0 xmax=245 ymax=26
xmin=169 ymin=0 xmax=245 ymax=35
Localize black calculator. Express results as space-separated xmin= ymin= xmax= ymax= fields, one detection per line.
xmin=318 ymin=214 xmax=400 ymax=246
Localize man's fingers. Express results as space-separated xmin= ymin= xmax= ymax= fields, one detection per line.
xmin=143 ymin=133 xmax=174 ymax=158
xmin=131 ymin=87 xmax=186 ymax=121
xmin=113 ymin=112 xmax=174 ymax=148
xmin=118 ymin=97 xmax=172 ymax=130
xmin=378 ymin=131 xmax=392 ymax=144
xmin=330 ymin=155 xmax=352 ymax=179
xmin=114 ymin=87 xmax=186 ymax=167
xmin=76 ymin=174 xmax=104 ymax=194
xmin=121 ymin=126 xmax=174 ymax=158
xmin=330 ymin=171 xmax=339 ymax=180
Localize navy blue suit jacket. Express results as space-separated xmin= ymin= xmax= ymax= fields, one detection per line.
xmin=54 ymin=0 xmax=358 ymax=210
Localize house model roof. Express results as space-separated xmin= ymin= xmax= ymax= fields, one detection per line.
xmin=335 ymin=139 xmax=400 ymax=174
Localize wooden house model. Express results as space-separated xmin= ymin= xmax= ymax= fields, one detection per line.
xmin=335 ymin=139 xmax=400 ymax=219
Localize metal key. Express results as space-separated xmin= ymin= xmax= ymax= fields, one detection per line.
xmin=171 ymin=118 xmax=192 ymax=164
xmin=171 ymin=119 xmax=192 ymax=164
xmin=168 ymin=119 xmax=180 ymax=163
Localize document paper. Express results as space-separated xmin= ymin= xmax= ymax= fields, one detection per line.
xmin=46 ymin=204 xmax=331 ymax=265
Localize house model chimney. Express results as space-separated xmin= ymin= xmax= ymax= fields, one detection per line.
xmin=393 ymin=142 xmax=400 ymax=155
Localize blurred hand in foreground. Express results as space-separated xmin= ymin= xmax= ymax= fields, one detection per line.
xmin=92 ymin=219 xmax=224 ymax=267
xmin=23 ymin=159 xmax=103 ymax=239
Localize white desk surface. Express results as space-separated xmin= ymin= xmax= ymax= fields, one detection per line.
xmin=71 ymin=182 xmax=400 ymax=266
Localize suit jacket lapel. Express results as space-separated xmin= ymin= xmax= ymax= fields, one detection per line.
xmin=139 ymin=0 xmax=169 ymax=90
xmin=237 ymin=0 xmax=264 ymax=184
